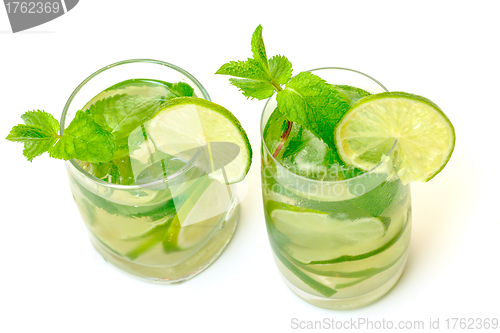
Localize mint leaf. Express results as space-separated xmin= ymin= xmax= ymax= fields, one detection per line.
xmin=281 ymin=126 xmax=305 ymax=160
xmin=229 ymin=78 xmax=275 ymax=100
xmin=111 ymin=141 xmax=131 ymax=160
xmin=215 ymin=25 xmax=292 ymax=100
xmin=216 ymin=26 xmax=293 ymax=100
xmin=21 ymin=110 xmax=60 ymax=131
xmin=276 ymin=72 xmax=350 ymax=151
xmin=216 ymin=26 xmax=292 ymax=87
xmin=49 ymin=110 xmax=115 ymax=162
xmin=280 ymin=118 xmax=289 ymax=133
xmin=215 ymin=59 xmax=269 ymax=82
xmin=269 ymin=55 xmax=292 ymax=85
xmin=216 ymin=58 xmax=276 ymax=100
xmin=113 ymin=155 xmax=135 ymax=185
xmin=92 ymin=161 xmax=120 ymax=183
xmin=86 ymin=94 xmax=164 ymax=142
xmin=6 ymin=125 xmax=59 ymax=162
xmin=6 ymin=110 xmax=60 ymax=161
xmin=88 ymin=155 xmax=136 ymax=185
xmin=7 ymin=110 xmax=115 ymax=163
xmin=164 ymin=82 xmax=194 ymax=98
xmin=251 ymin=24 xmax=271 ymax=77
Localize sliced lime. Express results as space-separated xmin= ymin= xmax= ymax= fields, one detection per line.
xmin=125 ymin=221 xmax=172 ymax=260
xmin=266 ymin=201 xmax=388 ymax=263
xmin=264 ymin=207 xmax=337 ymax=297
xmin=335 ymin=92 xmax=455 ymax=184
xmin=147 ymin=97 xmax=252 ymax=184
xmin=270 ymin=204 xmax=386 ymax=247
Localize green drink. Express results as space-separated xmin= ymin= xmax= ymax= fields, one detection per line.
xmin=261 ymin=69 xmax=411 ymax=308
xmin=68 ymin=154 xmax=239 ymax=282
xmin=216 ymin=25 xmax=454 ymax=308
xmin=7 ymin=59 xmax=252 ymax=282
xmin=61 ymin=60 xmax=252 ymax=282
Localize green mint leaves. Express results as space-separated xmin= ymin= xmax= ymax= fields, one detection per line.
xmin=164 ymin=82 xmax=194 ymax=98
xmin=216 ymin=25 xmax=292 ymax=100
xmin=216 ymin=25 xmax=348 ymax=159
xmin=277 ymin=72 xmax=350 ymax=150
xmin=6 ymin=79 xmax=198 ymax=186
xmin=6 ymin=110 xmax=114 ymax=162
xmin=6 ymin=81 xmax=195 ymax=165
xmin=87 ymin=94 xmax=163 ymax=141
xmin=6 ymin=95 xmax=169 ymax=165
xmin=6 ymin=111 xmax=60 ymax=162
xmin=49 ymin=110 xmax=115 ymax=162
xmin=7 ymin=110 xmax=116 ymax=163
xmin=269 ymin=55 xmax=293 ymax=85
xmin=251 ymin=25 xmax=270 ymax=74
xmin=86 ymin=94 xmax=165 ymax=160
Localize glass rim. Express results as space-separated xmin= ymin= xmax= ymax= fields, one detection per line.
xmin=60 ymin=58 xmax=211 ymax=190
xmin=260 ymin=66 xmax=396 ymax=184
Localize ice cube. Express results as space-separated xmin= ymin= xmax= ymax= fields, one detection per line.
xmin=277 ymin=124 xmax=331 ymax=180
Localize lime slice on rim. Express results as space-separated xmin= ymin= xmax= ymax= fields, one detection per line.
xmin=335 ymin=92 xmax=455 ymax=184
xmin=147 ymin=97 xmax=252 ymax=184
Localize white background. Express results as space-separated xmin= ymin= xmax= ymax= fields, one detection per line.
xmin=1 ymin=1 xmax=499 ymax=332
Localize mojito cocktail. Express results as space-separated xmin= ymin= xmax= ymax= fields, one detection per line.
xmin=261 ymin=68 xmax=411 ymax=308
xmin=217 ymin=26 xmax=455 ymax=309
xmin=63 ymin=60 xmax=252 ymax=282
xmin=8 ymin=59 xmax=252 ymax=282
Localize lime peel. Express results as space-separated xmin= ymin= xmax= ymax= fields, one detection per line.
xmin=147 ymin=97 xmax=252 ymax=184
xmin=335 ymin=92 xmax=455 ymax=184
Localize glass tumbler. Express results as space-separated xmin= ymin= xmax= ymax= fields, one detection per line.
xmin=261 ymin=68 xmax=411 ymax=309
xmin=62 ymin=59 xmax=239 ymax=283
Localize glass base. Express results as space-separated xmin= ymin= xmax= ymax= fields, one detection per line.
xmin=277 ymin=250 xmax=409 ymax=310
xmin=89 ymin=204 xmax=239 ymax=283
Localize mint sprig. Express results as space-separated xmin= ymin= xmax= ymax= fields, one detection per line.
xmin=216 ymin=25 xmax=292 ymax=99
xmin=50 ymin=110 xmax=116 ymax=162
xmin=6 ymin=79 xmax=198 ymax=187
xmin=216 ymin=25 xmax=349 ymax=163
xmin=6 ymin=110 xmax=115 ymax=162
xmin=277 ymin=71 xmax=349 ymax=150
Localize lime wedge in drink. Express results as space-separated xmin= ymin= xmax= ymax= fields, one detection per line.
xmin=335 ymin=92 xmax=455 ymax=184
xmin=266 ymin=201 xmax=389 ymax=263
xmin=147 ymin=97 xmax=252 ymax=184
xmin=272 ymin=209 xmax=386 ymax=246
